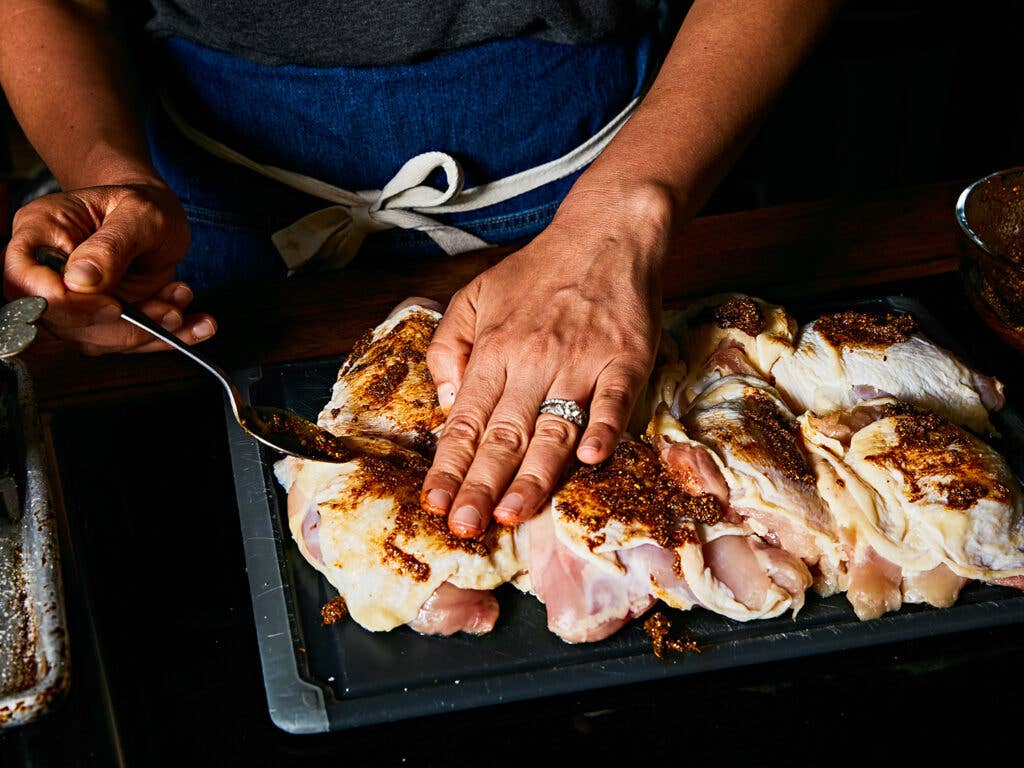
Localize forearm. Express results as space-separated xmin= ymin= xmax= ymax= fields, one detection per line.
xmin=0 ymin=0 xmax=158 ymax=189
xmin=564 ymin=0 xmax=841 ymax=247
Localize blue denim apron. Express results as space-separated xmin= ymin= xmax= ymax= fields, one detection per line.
xmin=147 ymin=31 xmax=659 ymax=290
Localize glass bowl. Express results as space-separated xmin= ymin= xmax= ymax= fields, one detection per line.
xmin=956 ymin=166 xmax=1024 ymax=352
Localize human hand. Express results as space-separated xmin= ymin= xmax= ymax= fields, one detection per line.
xmin=2 ymin=180 xmax=216 ymax=354
xmin=421 ymin=183 xmax=674 ymax=537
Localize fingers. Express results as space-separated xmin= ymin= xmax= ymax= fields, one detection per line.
xmin=122 ymin=313 xmax=218 ymax=354
xmin=62 ymin=193 xmax=168 ymax=294
xmin=443 ymin=380 xmax=557 ymax=537
xmin=427 ymin=357 xmax=647 ymax=537
xmin=2 ymin=184 xmax=193 ymax=355
xmin=577 ymin=360 xmax=650 ymax=464
xmin=426 ymin=288 xmax=476 ymax=410
xmin=420 ymin=357 xmax=508 ymax=535
xmin=52 ymin=279 xmax=215 ymax=354
xmin=424 ymin=357 xmax=591 ymax=536
xmin=3 ymin=214 xmax=114 ymax=328
xmin=493 ymin=388 xmax=588 ymax=526
xmin=61 ymin=294 xmax=215 ymax=354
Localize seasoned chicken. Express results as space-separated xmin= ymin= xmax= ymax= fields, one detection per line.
xmin=276 ymin=453 xmax=521 ymax=632
xmin=801 ymin=399 xmax=1024 ymax=620
xmin=274 ymin=296 xmax=1024 ymax=644
xmin=771 ymin=310 xmax=1005 ymax=434
xmin=659 ymin=374 xmax=844 ymax=594
xmin=517 ymin=437 xmax=811 ymax=643
xmin=317 ymin=305 xmax=446 ymax=453
xmin=661 ymin=293 xmax=797 ymax=412
xmin=275 ymin=304 xmax=525 ymax=635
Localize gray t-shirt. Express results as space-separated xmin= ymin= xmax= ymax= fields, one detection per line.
xmin=146 ymin=0 xmax=662 ymax=67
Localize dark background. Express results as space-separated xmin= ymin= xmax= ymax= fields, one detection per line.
xmin=708 ymin=1 xmax=1024 ymax=213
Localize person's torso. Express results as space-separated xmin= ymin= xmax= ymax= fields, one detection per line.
xmin=145 ymin=0 xmax=661 ymax=67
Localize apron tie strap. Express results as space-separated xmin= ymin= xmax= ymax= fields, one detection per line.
xmin=161 ymin=91 xmax=639 ymax=273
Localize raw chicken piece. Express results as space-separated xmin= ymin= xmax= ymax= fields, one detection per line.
xmin=276 ymin=447 xmax=522 ymax=633
xmin=661 ymin=293 xmax=798 ymax=411
xmin=274 ymin=304 xmax=524 ymax=635
xmin=317 ymin=305 xmax=446 ymax=453
xmin=659 ymin=375 xmax=844 ymax=593
xmin=771 ymin=310 xmax=1005 ymax=434
xmin=517 ymin=438 xmax=811 ymax=643
xmin=801 ymin=399 xmax=1024 ymax=619
xmin=406 ymin=583 xmax=500 ymax=636
xmin=515 ymin=507 xmax=659 ymax=644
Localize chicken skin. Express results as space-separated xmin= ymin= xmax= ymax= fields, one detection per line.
xmin=801 ymin=399 xmax=1024 ymax=619
xmin=771 ymin=310 xmax=1005 ymax=434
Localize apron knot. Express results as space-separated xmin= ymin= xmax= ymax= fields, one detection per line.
xmin=272 ymin=151 xmax=489 ymax=273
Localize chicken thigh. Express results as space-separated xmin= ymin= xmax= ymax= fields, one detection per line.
xmin=518 ymin=436 xmax=811 ymax=643
xmin=801 ymin=399 xmax=1024 ymax=619
xmin=275 ymin=304 xmax=525 ymax=635
xmin=771 ymin=310 xmax=1005 ymax=434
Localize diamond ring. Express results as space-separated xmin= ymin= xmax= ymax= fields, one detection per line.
xmin=538 ymin=398 xmax=588 ymax=428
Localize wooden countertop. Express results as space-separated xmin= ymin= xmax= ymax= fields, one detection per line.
xmin=22 ymin=179 xmax=968 ymax=410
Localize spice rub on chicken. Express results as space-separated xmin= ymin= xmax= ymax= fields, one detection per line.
xmin=771 ymin=310 xmax=1005 ymax=434
xmin=660 ymin=293 xmax=798 ymax=413
xmin=517 ymin=434 xmax=812 ymax=643
xmin=317 ymin=305 xmax=446 ymax=454
xmin=276 ymin=448 xmax=521 ymax=633
xmin=275 ymin=304 xmax=524 ymax=636
xmin=801 ymin=399 xmax=1024 ymax=620
xmin=555 ymin=439 xmax=721 ymax=549
xmin=653 ymin=373 xmax=842 ymax=595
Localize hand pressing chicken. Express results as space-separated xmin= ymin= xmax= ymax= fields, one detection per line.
xmin=415 ymin=0 xmax=843 ymax=538
xmin=421 ymin=182 xmax=667 ymax=538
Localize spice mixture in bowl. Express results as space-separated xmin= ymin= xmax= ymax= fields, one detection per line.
xmin=956 ymin=166 xmax=1024 ymax=351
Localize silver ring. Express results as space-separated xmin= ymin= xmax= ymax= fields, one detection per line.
xmin=538 ymin=398 xmax=588 ymax=428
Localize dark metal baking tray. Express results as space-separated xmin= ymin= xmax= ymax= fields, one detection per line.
xmin=225 ymin=295 xmax=1024 ymax=734
xmin=0 ymin=360 xmax=69 ymax=729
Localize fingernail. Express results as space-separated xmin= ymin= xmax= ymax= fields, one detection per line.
xmin=95 ymin=304 xmax=122 ymax=323
xmin=160 ymin=310 xmax=182 ymax=331
xmin=495 ymin=492 xmax=524 ymax=518
xmin=579 ymin=437 xmax=603 ymax=461
xmin=423 ymin=487 xmax=452 ymax=514
xmin=65 ymin=262 xmax=102 ymax=288
xmin=172 ymin=285 xmax=193 ymax=305
xmin=437 ymin=383 xmax=456 ymax=409
xmin=192 ymin=319 xmax=215 ymax=340
xmin=451 ymin=505 xmax=482 ymax=534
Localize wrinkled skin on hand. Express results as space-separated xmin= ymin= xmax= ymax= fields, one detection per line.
xmin=421 ymin=184 xmax=671 ymax=537
xmin=2 ymin=181 xmax=216 ymax=354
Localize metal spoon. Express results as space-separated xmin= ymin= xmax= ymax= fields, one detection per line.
xmin=34 ymin=246 xmax=402 ymax=464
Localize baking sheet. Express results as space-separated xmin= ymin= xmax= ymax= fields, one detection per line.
xmin=0 ymin=360 xmax=69 ymax=729
xmin=225 ymin=295 xmax=1024 ymax=734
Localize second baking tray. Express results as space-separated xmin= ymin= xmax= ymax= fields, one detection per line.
xmin=225 ymin=294 xmax=1024 ymax=734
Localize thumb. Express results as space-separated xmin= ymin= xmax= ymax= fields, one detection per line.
xmin=63 ymin=196 xmax=164 ymax=294
xmin=426 ymin=288 xmax=477 ymax=410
